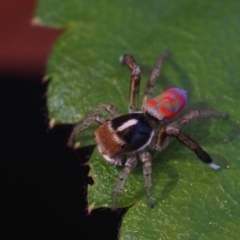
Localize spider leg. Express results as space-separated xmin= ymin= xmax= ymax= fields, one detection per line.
xmin=112 ymin=155 xmax=137 ymax=210
xmin=171 ymin=109 xmax=227 ymax=129
xmin=120 ymin=54 xmax=141 ymax=113
xmin=67 ymin=114 xmax=107 ymax=148
xmin=164 ymin=126 xmax=220 ymax=170
xmin=139 ymin=151 xmax=154 ymax=208
xmin=67 ymin=104 xmax=121 ymax=147
xmin=155 ymin=127 xmax=169 ymax=151
xmin=142 ymin=52 xmax=169 ymax=108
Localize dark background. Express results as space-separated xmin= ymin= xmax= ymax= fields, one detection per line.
xmin=1 ymin=0 xmax=125 ymax=239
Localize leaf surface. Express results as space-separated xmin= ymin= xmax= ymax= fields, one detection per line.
xmin=35 ymin=0 xmax=240 ymax=238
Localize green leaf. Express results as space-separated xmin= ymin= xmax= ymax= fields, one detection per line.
xmin=35 ymin=0 xmax=240 ymax=239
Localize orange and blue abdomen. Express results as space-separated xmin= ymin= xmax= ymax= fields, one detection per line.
xmin=144 ymin=88 xmax=188 ymax=120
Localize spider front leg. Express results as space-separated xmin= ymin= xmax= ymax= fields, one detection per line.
xmin=139 ymin=151 xmax=154 ymax=208
xmin=67 ymin=103 xmax=121 ymax=148
xmin=162 ymin=126 xmax=220 ymax=170
xmin=120 ymin=54 xmax=141 ymax=113
xmin=112 ymin=155 xmax=137 ymax=210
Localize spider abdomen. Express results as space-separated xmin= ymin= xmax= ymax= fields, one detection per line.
xmin=144 ymin=88 xmax=188 ymax=120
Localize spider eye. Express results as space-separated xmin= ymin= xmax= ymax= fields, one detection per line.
xmin=144 ymin=88 xmax=188 ymax=120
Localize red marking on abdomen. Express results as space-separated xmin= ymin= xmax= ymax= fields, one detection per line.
xmin=146 ymin=99 xmax=158 ymax=106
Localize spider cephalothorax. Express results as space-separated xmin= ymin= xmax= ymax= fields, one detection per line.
xmin=68 ymin=53 xmax=226 ymax=209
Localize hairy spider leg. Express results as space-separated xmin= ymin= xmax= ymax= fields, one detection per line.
xmin=67 ymin=104 xmax=121 ymax=148
xmin=163 ymin=126 xmax=220 ymax=170
xmin=155 ymin=127 xmax=169 ymax=151
xmin=142 ymin=52 xmax=169 ymax=108
xmin=120 ymin=54 xmax=141 ymax=113
xmin=112 ymin=155 xmax=137 ymax=210
xmin=139 ymin=151 xmax=154 ymax=208
xmin=170 ymin=109 xmax=227 ymax=129
xmin=155 ymin=110 xmax=227 ymax=169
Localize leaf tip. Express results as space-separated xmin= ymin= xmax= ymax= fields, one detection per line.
xmin=49 ymin=119 xmax=56 ymax=129
xmin=83 ymin=161 xmax=90 ymax=167
xmin=88 ymin=203 xmax=95 ymax=213
xmin=74 ymin=142 xmax=81 ymax=149
xmin=42 ymin=76 xmax=50 ymax=84
xmin=31 ymin=17 xmax=44 ymax=26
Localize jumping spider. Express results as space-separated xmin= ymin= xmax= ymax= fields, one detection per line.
xmin=68 ymin=53 xmax=226 ymax=209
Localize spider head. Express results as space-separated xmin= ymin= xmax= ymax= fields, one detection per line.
xmin=143 ymin=88 xmax=188 ymax=123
